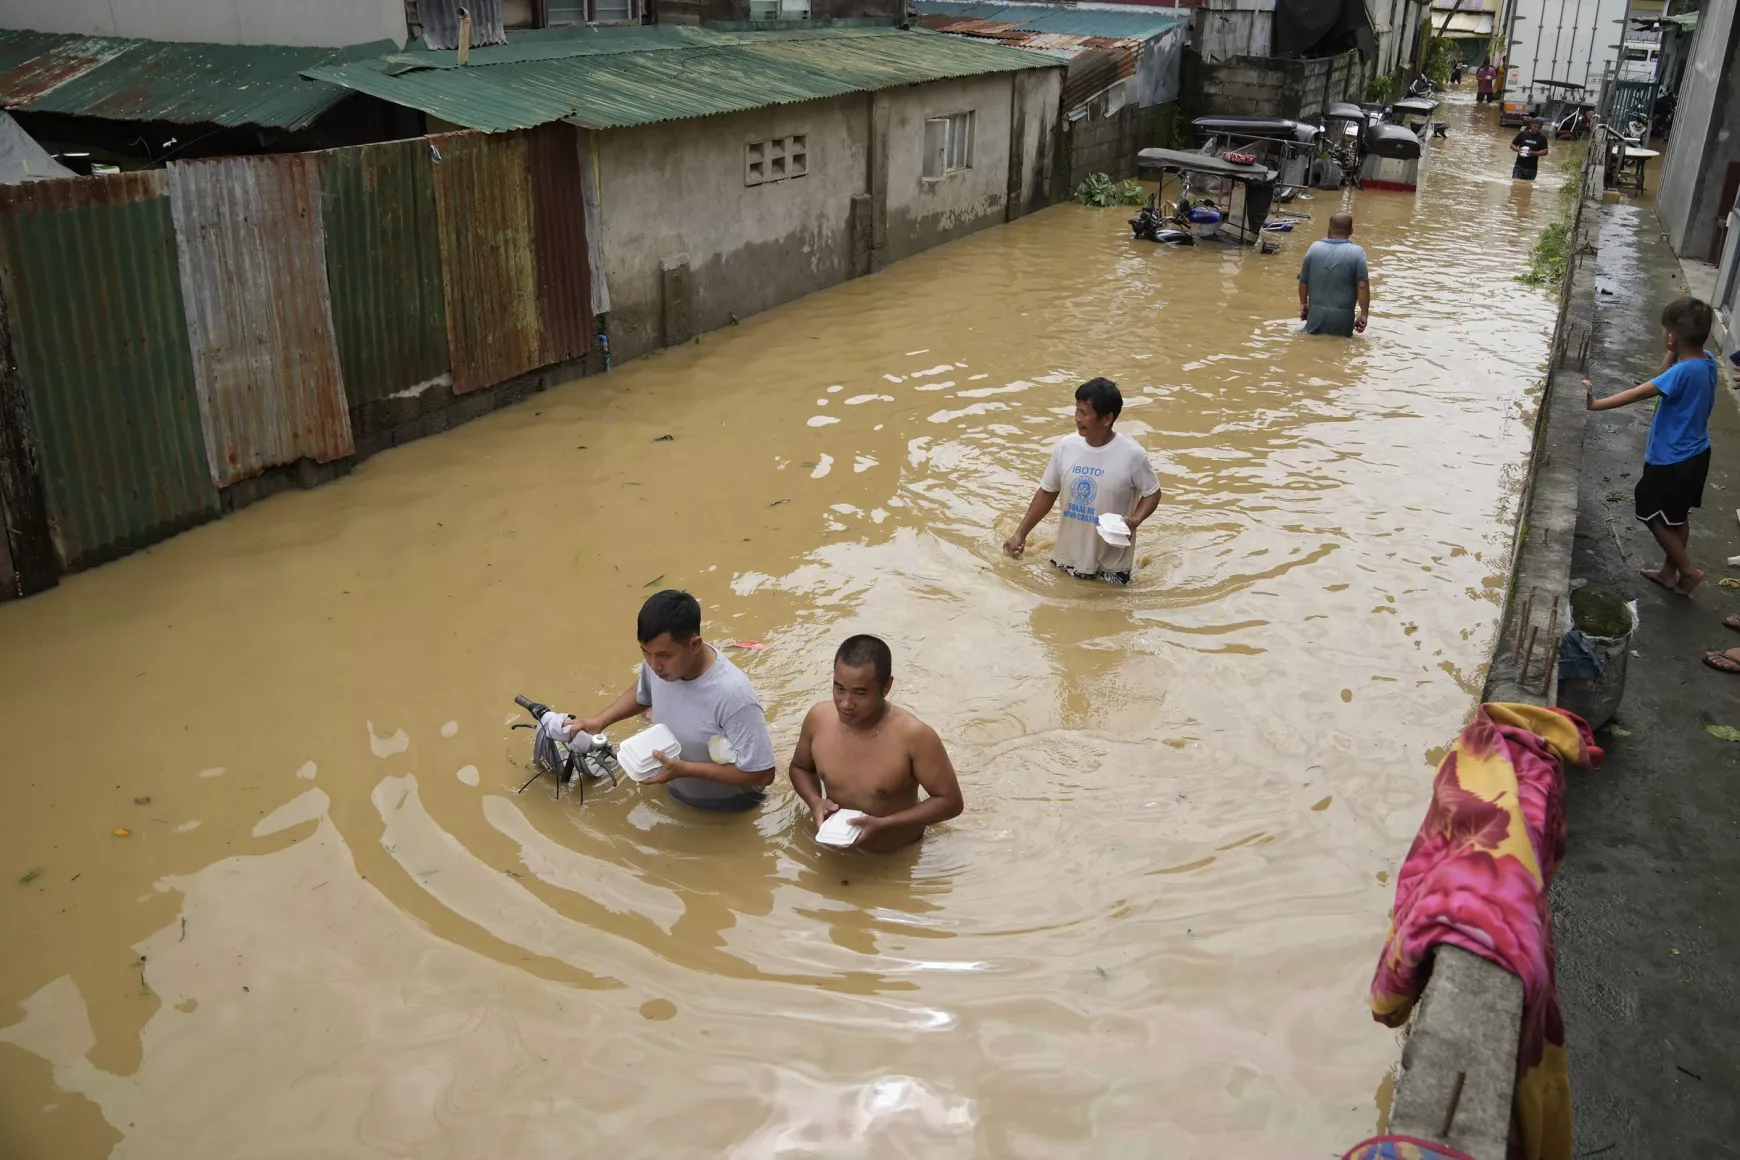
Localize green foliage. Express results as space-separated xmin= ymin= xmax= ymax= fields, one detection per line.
xmin=1154 ymin=103 xmax=1190 ymax=150
xmin=1073 ymin=172 xmax=1146 ymax=207
xmin=1365 ymin=74 xmax=1394 ymax=104
xmin=1516 ymin=221 xmax=1570 ymax=286
xmin=1517 ymin=143 xmax=1589 ymax=288
xmin=1422 ymin=35 xmax=1458 ymax=86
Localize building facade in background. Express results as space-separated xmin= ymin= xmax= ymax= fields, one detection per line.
xmin=1655 ymin=0 xmax=1739 ymax=275
xmin=0 ymin=0 xmax=407 ymax=47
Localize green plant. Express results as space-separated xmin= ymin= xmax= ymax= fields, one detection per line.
xmin=1516 ymin=221 xmax=1570 ymax=286
xmin=1517 ymin=142 xmax=1589 ymax=287
xmin=1073 ymin=172 xmax=1145 ymax=207
xmin=1422 ymin=35 xmax=1458 ymax=86
xmin=1155 ymin=103 xmax=1190 ymax=150
xmin=1365 ymin=74 xmax=1394 ymax=104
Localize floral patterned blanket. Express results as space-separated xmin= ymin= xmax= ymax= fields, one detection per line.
xmin=1370 ymin=703 xmax=1602 ymax=1160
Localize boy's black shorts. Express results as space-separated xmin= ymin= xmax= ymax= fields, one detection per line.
xmin=1635 ymin=448 xmax=1711 ymax=526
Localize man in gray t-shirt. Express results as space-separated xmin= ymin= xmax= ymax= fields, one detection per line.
xmin=1297 ymin=211 xmax=1370 ymax=337
xmin=567 ymin=590 xmax=776 ymax=812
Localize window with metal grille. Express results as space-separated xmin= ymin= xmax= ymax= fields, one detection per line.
xmin=749 ymin=0 xmax=810 ymax=18
xmin=745 ymin=135 xmax=808 ymax=186
xmin=922 ymin=111 xmax=974 ymax=180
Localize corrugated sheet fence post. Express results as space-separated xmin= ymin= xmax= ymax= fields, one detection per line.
xmin=430 ymin=131 xmax=543 ymax=394
xmin=168 ymin=154 xmax=354 ymax=489
xmin=0 ymin=173 xmax=218 ymax=571
xmin=320 ymin=138 xmax=450 ymax=407
xmin=0 ymin=275 xmax=57 ymax=597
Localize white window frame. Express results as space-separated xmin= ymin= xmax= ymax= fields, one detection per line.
xmin=745 ymin=135 xmax=809 ymax=187
xmin=922 ymin=111 xmax=975 ymax=181
xmin=545 ymin=0 xmax=639 ymax=24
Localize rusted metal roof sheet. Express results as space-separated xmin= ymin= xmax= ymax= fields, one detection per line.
xmin=167 ymin=154 xmax=353 ymax=487
xmin=1060 ymin=45 xmax=1130 ymax=110
xmin=0 ymin=32 xmax=125 ymax=104
xmin=526 ymin=123 xmax=591 ymax=365
xmin=306 ymin=26 xmax=1061 ymax=133
xmin=0 ymin=171 xmax=218 ymax=568
xmin=0 ymin=28 xmax=391 ymax=131
xmin=914 ymin=1 xmax=1189 ymax=41
xmin=319 ymin=138 xmax=450 ymax=406
xmin=429 ymin=131 xmax=542 ymax=393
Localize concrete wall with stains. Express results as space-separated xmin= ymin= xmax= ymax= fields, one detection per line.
xmin=595 ymin=69 xmax=1060 ymax=361
xmin=0 ymin=0 xmax=407 ymax=46
xmin=595 ymin=97 xmax=871 ymax=362
xmin=881 ymin=70 xmax=1059 ymax=266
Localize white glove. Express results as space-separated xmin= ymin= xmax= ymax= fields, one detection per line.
xmin=539 ymin=711 xmax=575 ymax=743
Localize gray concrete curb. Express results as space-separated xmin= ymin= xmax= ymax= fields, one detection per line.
xmin=1383 ymin=156 xmax=1604 ymax=1160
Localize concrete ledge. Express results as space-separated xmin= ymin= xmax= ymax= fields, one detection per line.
xmin=1389 ymin=947 xmax=1526 ymax=1159
xmin=1382 ymin=160 xmax=1605 ymax=1159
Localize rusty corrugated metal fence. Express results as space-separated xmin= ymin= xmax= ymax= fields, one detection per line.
xmin=320 ymin=138 xmax=450 ymax=406
xmin=0 ymin=171 xmax=218 ymax=569
xmin=0 ymin=126 xmax=593 ymax=582
xmin=430 ymin=131 xmax=545 ymax=395
xmin=527 ymin=123 xmax=593 ymax=365
xmin=168 ymin=154 xmax=354 ymax=488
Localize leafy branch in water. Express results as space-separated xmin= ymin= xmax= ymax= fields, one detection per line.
xmin=1517 ymin=143 xmax=1588 ymax=287
xmin=1517 ymin=221 xmax=1570 ymax=286
xmin=1073 ymin=172 xmax=1146 ymax=207
xmin=1365 ymin=74 xmax=1394 ymax=104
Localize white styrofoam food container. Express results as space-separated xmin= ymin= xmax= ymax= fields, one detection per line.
xmin=617 ymin=723 xmax=682 ymax=781
xmin=816 ymin=808 xmax=869 ymax=847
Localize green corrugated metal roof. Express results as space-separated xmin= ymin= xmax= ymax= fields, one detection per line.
xmin=306 ymin=25 xmax=1061 ymax=133
xmin=0 ymin=28 xmax=393 ymax=130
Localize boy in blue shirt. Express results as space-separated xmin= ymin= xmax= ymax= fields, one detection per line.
xmin=1585 ymin=297 xmax=1720 ymax=595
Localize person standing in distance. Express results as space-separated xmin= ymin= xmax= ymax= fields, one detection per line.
xmin=1298 ymin=211 xmax=1370 ymax=337
xmin=1475 ymin=60 xmax=1499 ymax=104
xmin=565 ymin=589 xmax=776 ymax=811
xmin=1511 ymin=117 xmax=1550 ymax=182
xmin=1002 ymin=378 xmax=1162 ymax=584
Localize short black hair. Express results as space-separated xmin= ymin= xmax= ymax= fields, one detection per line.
xmin=834 ymin=634 xmax=892 ymax=684
xmin=1075 ymin=377 xmax=1122 ymax=419
xmin=1661 ymin=297 xmax=1712 ymax=348
xmin=637 ymin=589 xmax=702 ymax=644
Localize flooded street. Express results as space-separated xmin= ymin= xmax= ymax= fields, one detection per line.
xmin=0 ymin=97 xmax=1570 ymax=1159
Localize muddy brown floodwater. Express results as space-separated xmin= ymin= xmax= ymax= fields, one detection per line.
xmin=1 ymin=98 xmax=1570 ymax=1158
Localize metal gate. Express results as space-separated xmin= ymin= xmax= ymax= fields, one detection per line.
xmin=1606 ymin=79 xmax=1658 ymax=134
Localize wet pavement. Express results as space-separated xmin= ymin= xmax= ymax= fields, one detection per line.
xmin=0 ymin=96 xmax=1571 ymax=1159
xmin=1556 ymin=196 xmax=1740 ymax=1156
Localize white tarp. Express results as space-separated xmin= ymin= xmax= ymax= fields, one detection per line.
xmin=0 ymin=112 xmax=73 ymax=184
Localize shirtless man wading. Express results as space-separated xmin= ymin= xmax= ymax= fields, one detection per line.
xmin=788 ymin=635 xmax=964 ymax=852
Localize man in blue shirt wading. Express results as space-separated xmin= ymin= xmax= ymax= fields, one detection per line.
xmin=1297 ymin=212 xmax=1371 ymax=337
xmin=1585 ymin=297 xmax=1719 ymax=596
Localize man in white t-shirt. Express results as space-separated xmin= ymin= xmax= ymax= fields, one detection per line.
xmin=1001 ymin=378 xmax=1162 ymax=583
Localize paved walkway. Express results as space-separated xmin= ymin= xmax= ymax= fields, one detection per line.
xmin=1555 ymin=198 xmax=1740 ymax=1156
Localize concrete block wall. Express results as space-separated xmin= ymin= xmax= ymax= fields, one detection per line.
xmin=1189 ymin=48 xmax=1360 ymax=121
xmin=1194 ymin=58 xmax=1292 ymax=116
xmin=1064 ymin=103 xmax=1171 ymax=191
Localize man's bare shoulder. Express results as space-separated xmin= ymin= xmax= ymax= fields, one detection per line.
xmin=802 ymin=700 xmax=835 ymax=731
xmin=889 ymin=705 xmax=947 ymax=751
